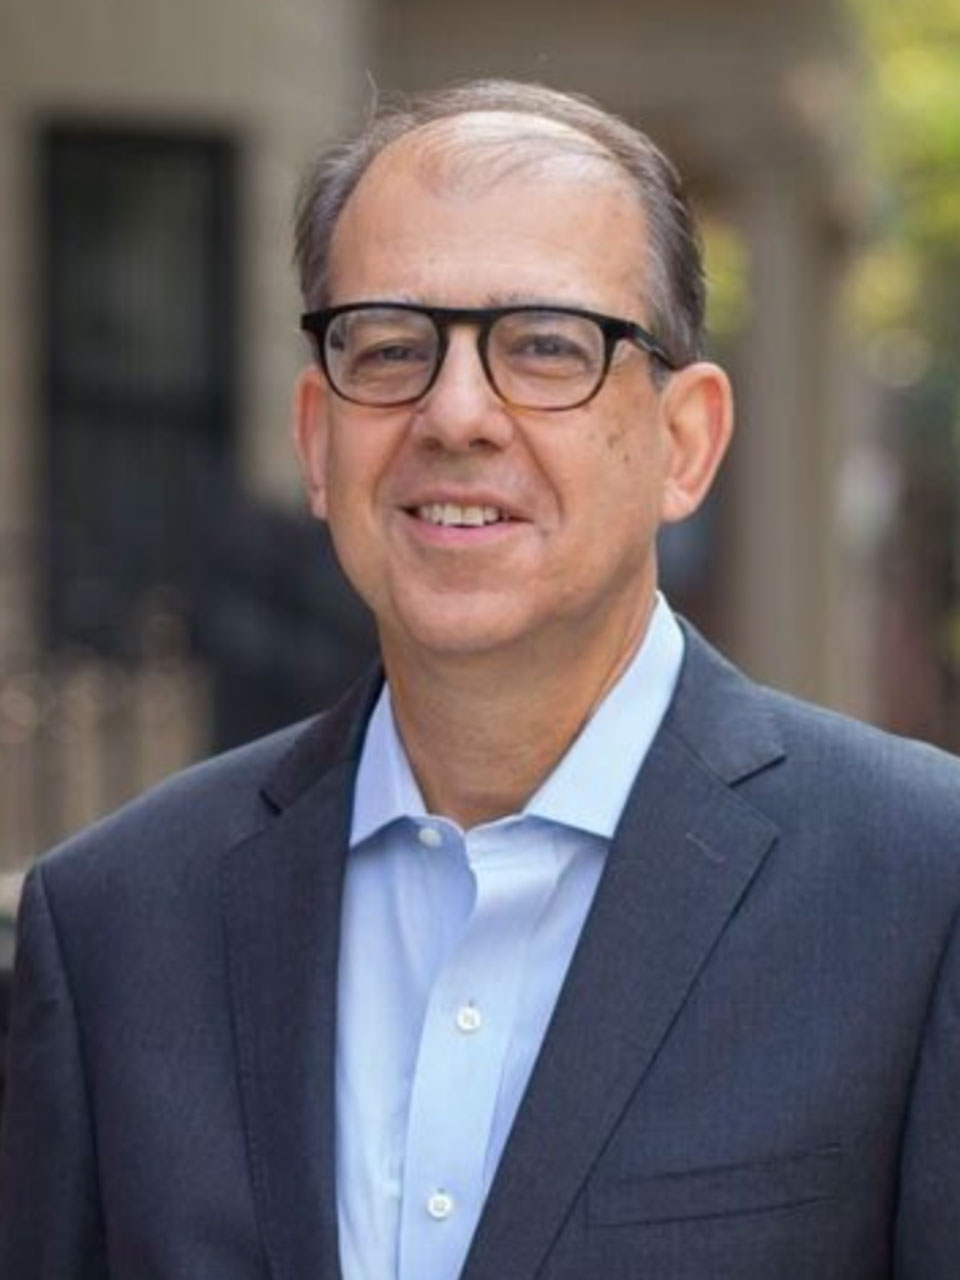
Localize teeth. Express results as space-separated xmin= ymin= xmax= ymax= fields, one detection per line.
xmin=417 ymin=503 xmax=507 ymax=527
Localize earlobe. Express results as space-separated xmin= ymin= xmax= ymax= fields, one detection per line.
xmin=292 ymin=366 xmax=331 ymax=521
xmin=658 ymin=362 xmax=734 ymax=524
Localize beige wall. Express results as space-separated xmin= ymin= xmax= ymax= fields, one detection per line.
xmin=374 ymin=0 xmax=846 ymax=111
xmin=0 ymin=0 xmax=374 ymax=665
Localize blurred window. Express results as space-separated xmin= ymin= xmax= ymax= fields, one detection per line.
xmin=39 ymin=124 xmax=237 ymax=657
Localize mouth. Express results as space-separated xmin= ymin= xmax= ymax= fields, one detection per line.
xmin=412 ymin=503 xmax=515 ymax=528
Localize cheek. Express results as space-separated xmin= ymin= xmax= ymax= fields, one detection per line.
xmin=606 ymin=431 xmax=634 ymax=466
xmin=328 ymin=404 xmax=411 ymax=491
xmin=588 ymin=412 xmax=663 ymax=489
xmin=603 ymin=414 xmax=633 ymax=454
xmin=613 ymin=415 xmax=667 ymax=489
xmin=322 ymin=423 xmax=406 ymax=574
xmin=588 ymin=439 xmax=667 ymax=546
xmin=324 ymin=425 xmax=381 ymax=509
xmin=321 ymin=444 xmax=374 ymax=565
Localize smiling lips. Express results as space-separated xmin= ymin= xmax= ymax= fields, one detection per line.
xmin=415 ymin=503 xmax=513 ymax=528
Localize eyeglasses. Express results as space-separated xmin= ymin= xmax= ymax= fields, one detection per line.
xmin=299 ymin=302 xmax=677 ymax=411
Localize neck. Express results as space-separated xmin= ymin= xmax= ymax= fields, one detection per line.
xmin=382 ymin=595 xmax=657 ymax=828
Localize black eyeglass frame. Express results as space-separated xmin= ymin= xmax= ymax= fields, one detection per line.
xmin=299 ymin=301 xmax=678 ymax=410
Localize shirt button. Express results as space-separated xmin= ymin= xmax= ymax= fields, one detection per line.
xmin=427 ymin=1190 xmax=454 ymax=1220
xmin=455 ymin=1004 xmax=483 ymax=1033
xmin=418 ymin=825 xmax=443 ymax=849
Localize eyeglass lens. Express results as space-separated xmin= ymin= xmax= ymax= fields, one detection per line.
xmin=324 ymin=307 xmax=608 ymax=408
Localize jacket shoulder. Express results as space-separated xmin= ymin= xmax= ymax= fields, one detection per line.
xmin=36 ymin=719 xmax=311 ymax=888
xmin=673 ymin=623 xmax=960 ymax=866
xmin=747 ymin=670 xmax=960 ymax=818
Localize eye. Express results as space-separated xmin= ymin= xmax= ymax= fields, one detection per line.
xmin=349 ymin=339 xmax=432 ymax=370
xmin=512 ymin=333 xmax=586 ymax=360
xmin=494 ymin=314 xmax=602 ymax=378
xmin=326 ymin=308 xmax=437 ymax=386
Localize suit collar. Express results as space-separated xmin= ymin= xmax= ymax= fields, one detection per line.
xmin=667 ymin=619 xmax=786 ymax=785
xmin=260 ymin=666 xmax=382 ymax=812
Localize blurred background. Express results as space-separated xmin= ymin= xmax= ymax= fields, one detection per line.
xmin=0 ymin=0 xmax=957 ymax=925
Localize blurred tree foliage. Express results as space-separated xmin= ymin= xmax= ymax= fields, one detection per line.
xmin=848 ymin=0 xmax=960 ymax=695
xmin=849 ymin=0 xmax=960 ymax=358
xmin=702 ymin=217 xmax=750 ymax=349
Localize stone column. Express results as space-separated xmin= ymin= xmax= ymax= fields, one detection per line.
xmin=726 ymin=155 xmax=842 ymax=703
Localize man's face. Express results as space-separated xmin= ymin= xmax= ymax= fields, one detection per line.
xmin=295 ymin=122 xmax=727 ymax=672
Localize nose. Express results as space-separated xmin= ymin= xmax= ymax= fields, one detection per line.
xmin=411 ymin=329 xmax=514 ymax=453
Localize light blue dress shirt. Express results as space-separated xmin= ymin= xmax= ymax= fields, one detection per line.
xmin=336 ymin=598 xmax=684 ymax=1280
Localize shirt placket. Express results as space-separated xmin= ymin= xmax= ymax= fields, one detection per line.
xmin=397 ymin=827 xmax=560 ymax=1280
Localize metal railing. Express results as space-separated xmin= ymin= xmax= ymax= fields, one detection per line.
xmin=0 ymin=645 xmax=210 ymax=879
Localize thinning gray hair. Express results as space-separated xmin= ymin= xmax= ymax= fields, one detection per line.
xmin=294 ymin=79 xmax=706 ymax=367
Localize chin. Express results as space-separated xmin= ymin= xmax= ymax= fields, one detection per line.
xmin=382 ymin=597 xmax=534 ymax=663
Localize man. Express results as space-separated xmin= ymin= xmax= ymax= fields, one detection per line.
xmin=1 ymin=80 xmax=959 ymax=1280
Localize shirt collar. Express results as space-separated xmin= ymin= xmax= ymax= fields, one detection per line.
xmin=351 ymin=595 xmax=685 ymax=845
xmin=351 ymin=677 xmax=426 ymax=846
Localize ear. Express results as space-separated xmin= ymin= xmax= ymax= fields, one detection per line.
xmin=292 ymin=365 xmax=331 ymax=521
xmin=657 ymin=361 xmax=734 ymax=524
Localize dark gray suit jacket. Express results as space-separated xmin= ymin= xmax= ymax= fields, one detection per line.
xmin=1 ymin=627 xmax=959 ymax=1278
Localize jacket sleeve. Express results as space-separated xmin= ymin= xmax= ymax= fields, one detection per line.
xmin=0 ymin=865 xmax=108 ymax=1278
xmin=894 ymin=902 xmax=960 ymax=1276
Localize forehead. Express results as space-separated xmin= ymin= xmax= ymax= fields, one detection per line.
xmin=328 ymin=113 xmax=649 ymax=306
xmin=381 ymin=110 xmax=619 ymax=184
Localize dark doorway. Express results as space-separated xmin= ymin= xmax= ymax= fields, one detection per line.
xmin=40 ymin=124 xmax=237 ymax=662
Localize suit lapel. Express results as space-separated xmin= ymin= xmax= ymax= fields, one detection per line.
xmin=462 ymin=629 xmax=785 ymax=1280
xmin=219 ymin=674 xmax=380 ymax=1280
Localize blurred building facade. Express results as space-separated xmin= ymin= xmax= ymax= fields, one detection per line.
xmin=0 ymin=0 xmax=884 ymax=876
